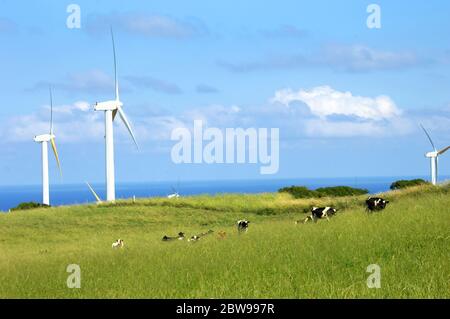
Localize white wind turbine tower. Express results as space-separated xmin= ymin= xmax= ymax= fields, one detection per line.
xmin=420 ymin=124 xmax=450 ymax=185
xmin=94 ymin=29 xmax=138 ymax=202
xmin=33 ymin=87 xmax=62 ymax=205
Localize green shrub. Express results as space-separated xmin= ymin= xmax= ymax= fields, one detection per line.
xmin=10 ymin=202 xmax=50 ymax=211
xmin=278 ymin=185 xmax=368 ymax=199
xmin=390 ymin=179 xmax=429 ymax=190
xmin=278 ymin=186 xmax=317 ymax=198
xmin=315 ymin=186 xmax=368 ymax=197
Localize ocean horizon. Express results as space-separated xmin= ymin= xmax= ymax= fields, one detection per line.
xmin=0 ymin=176 xmax=443 ymax=212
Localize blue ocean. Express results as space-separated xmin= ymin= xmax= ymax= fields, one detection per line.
xmin=0 ymin=176 xmax=438 ymax=212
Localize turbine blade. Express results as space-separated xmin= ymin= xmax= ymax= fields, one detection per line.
xmin=110 ymin=27 xmax=119 ymax=102
xmin=117 ymin=106 xmax=139 ymax=149
xmin=86 ymin=182 xmax=102 ymax=203
xmin=50 ymin=137 xmax=62 ymax=177
xmin=420 ymin=124 xmax=436 ymax=152
xmin=49 ymin=86 xmax=53 ymax=134
xmin=437 ymin=146 xmax=450 ymax=155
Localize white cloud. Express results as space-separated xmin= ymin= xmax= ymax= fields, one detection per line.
xmin=271 ymin=85 xmax=412 ymax=138
xmin=1 ymin=87 xmax=435 ymax=147
xmin=272 ymin=86 xmax=402 ymax=121
xmin=43 ymin=100 xmax=91 ymax=115
xmin=0 ymin=101 xmax=104 ymax=143
xmin=73 ymin=101 xmax=90 ymax=112
xmin=0 ymin=100 xmax=201 ymax=146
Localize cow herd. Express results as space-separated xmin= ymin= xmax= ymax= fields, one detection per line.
xmin=298 ymin=196 xmax=390 ymax=224
xmin=157 ymin=220 xmax=250 ymax=245
xmin=112 ymin=196 xmax=390 ymax=248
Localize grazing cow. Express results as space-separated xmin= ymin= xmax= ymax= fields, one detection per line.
xmin=112 ymin=239 xmax=124 ymax=248
xmin=366 ymin=197 xmax=389 ymax=212
xmin=162 ymin=232 xmax=185 ymax=241
xmin=237 ymin=220 xmax=250 ymax=233
xmin=299 ymin=207 xmax=337 ymax=224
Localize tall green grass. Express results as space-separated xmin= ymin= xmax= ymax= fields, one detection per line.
xmin=0 ymin=185 xmax=448 ymax=298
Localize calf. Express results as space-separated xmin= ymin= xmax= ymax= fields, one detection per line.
xmin=217 ymin=231 xmax=227 ymax=239
xmin=188 ymin=230 xmax=214 ymax=242
xmin=366 ymin=197 xmax=389 ymax=212
xmin=188 ymin=235 xmax=200 ymax=242
xmin=299 ymin=207 xmax=337 ymax=224
xmin=162 ymin=232 xmax=185 ymax=241
xmin=237 ymin=220 xmax=250 ymax=233
xmin=112 ymin=239 xmax=124 ymax=248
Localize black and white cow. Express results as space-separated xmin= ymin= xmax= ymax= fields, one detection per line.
xmin=237 ymin=220 xmax=250 ymax=232
xmin=162 ymin=232 xmax=185 ymax=241
xmin=299 ymin=207 xmax=337 ymax=224
xmin=112 ymin=239 xmax=124 ymax=248
xmin=366 ymin=197 xmax=389 ymax=212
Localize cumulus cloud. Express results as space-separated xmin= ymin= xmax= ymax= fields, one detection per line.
xmin=0 ymin=101 xmax=104 ymax=143
xmin=86 ymin=13 xmax=208 ymax=39
xmin=2 ymin=85 xmax=440 ymax=146
xmin=271 ymin=86 xmax=402 ymax=120
xmin=271 ymin=86 xmax=412 ymax=137
xmin=0 ymin=100 xmax=214 ymax=146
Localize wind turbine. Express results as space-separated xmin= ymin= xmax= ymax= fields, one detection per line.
xmin=33 ymin=87 xmax=62 ymax=205
xmin=167 ymin=186 xmax=180 ymax=199
xmin=167 ymin=179 xmax=181 ymax=199
xmin=94 ymin=29 xmax=138 ymax=202
xmin=420 ymin=124 xmax=450 ymax=185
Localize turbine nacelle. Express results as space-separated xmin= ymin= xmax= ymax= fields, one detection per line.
xmin=425 ymin=151 xmax=438 ymax=158
xmin=34 ymin=133 xmax=55 ymax=143
xmin=94 ymin=100 xmax=122 ymax=111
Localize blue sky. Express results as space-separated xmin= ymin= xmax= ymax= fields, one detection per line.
xmin=1 ymin=0 xmax=450 ymax=185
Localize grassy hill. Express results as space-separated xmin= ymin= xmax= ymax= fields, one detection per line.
xmin=0 ymin=184 xmax=449 ymax=298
